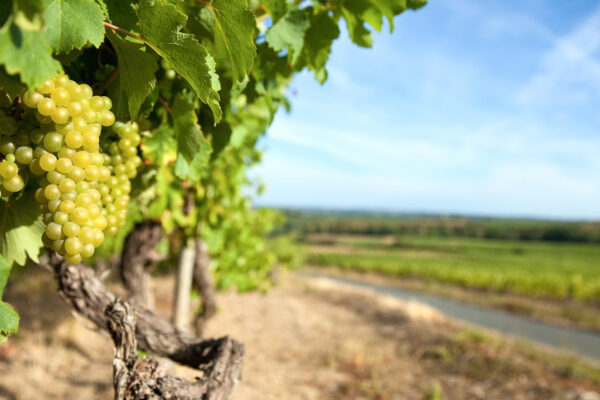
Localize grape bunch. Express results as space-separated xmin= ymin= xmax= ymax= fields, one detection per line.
xmin=101 ymin=121 xmax=142 ymax=236
xmin=0 ymin=74 xmax=141 ymax=264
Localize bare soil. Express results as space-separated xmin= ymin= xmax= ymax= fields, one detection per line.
xmin=0 ymin=268 xmax=599 ymax=400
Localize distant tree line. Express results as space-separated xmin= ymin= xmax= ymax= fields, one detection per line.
xmin=278 ymin=210 xmax=600 ymax=244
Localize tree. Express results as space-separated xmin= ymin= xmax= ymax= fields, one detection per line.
xmin=0 ymin=0 xmax=426 ymax=398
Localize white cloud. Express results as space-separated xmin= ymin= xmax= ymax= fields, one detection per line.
xmin=517 ymin=5 xmax=600 ymax=106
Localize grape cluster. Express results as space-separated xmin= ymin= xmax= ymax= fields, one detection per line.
xmin=101 ymin=122 xmax=142 ymax=236
xmin=0 ymin=74 xmax=141 ymax=264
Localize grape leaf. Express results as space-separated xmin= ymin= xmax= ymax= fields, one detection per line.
xmin=303 ymin=12 xmax=340 ymax=83
xmin=0 ymin=18 xmax=61 ymax=92
xmin=0 ymin=195 xmax=44 ymax=266
xmin=107 ymin=30 xmax=158 ymax=120
xmin=0 ymin=255 xmax=18 ymax=345
xmin=0 ymin=67 xmax=26 ymax=98
xmin=201 ymin=0 xmax=256 ymax=82
xmin=141 ymin=124 xmax=176 ymax=165
xmin=266 ymin=9 xmax=309 ymax=64
xmin=262 ymin=0 xmax=287 ymax=23
xmin=341 ymin=7 xmax=373 ymax=48
xmin=97 ymin=0 xmax=137 ymax=31
xmin=138 ymin=0 xmax=222 ymax=122
xmin=172 ymin=95 xmax=212 ymax=181
xmin=44 ymin=0 xmax=105 ymax=54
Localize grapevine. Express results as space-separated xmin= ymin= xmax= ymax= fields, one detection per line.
xmin=2 ymin=74 xmax=140 ymax=264
xmin=0 ymin=0 xmax=426 ymax=397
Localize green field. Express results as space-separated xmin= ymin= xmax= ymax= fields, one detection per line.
xmin=306 ymin=235 xmax=600 ymax=301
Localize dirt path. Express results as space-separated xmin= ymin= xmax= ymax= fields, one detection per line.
xmin=1 ymin=269 xmax=599 ymax=400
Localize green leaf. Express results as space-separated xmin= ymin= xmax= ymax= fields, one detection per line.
xmin=98 ymin=0 xmax=138 ymax=31
xmin=0 ymin=18 xmax=62 ymax=91
xmin=138 ymin=0 xmax=222 ymax=122
xmin=13 ymin=0 xmax=45 ymax=30
xmin=0 ymin=195 xmax=44 ymax=266
xmin=44 ymin=0 xmax=105 ymax=54
xmin=201 ymin=0 xmax=256 ymax=82
xmin=0 ymin=255 xmax=18 ymax=345
xmin=142 ymin=124 xmax=176 ymax=165
xmin=107 ymin=30 xmax=158 ymax=120
xmin=303 ymin=12 xmax=340 ymax=83
xmin=341 ymin=7 xmax=373 ymax=47
xmin=265 ymin=9 xmax=309 ymax=64
xmin=0 ymin=67 xmax=26 ymax=98
xmin=262 ymin=0 xmax=287 ymax=23
xmin=172 ymin=95 xmax=212 ymax=181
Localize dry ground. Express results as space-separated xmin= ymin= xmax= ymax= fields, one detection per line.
xmin=1 ymin=268 xmax=599 ymax=400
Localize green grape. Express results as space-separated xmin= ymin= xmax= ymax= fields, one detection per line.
xmin=0 ymin=161 xmax=18 ymax=179
xmin=45 ymin=222 xmax=63 ymax=240
xmin=58 ymin=178 xmax=75 ymax=193
xmin=72 ymin=117 xmax=87 ymax=132
xmin=65 ymin=237 xmax=83 ymax=256
xmin=56 ymin=157 xmax=73 ymax=174
xmin=34 ymin=146 xmax=49 ymax=159
xmin=59 ymin=200 xmax=76 ymax=213
xmin=50 ymin=87 xmax=70 ymax=107
xmin=37 ymin=98 xmax=56 ymax=116
xmin=75 ymin=193 xmax=92 ymax=207
xmin=67 ymin=101 xmax=83 ymax=117
xmin=78 ymin=227 xmax=94 ymax=244
xmin=29 ymin=130 xmax=45 ymax=145
xmin=34 ymin=188 xmax=45 ymax=203
xmin=65 ymin=254 xmax=83 ymax=264
xmin=80 ymin=84 xmax=93 ymax=99
xmin=70 ymin=207 xmax=89 ymax=225
xmin=39 ymin=153 xmax=58 ymax=171
xmin=81 ymin=243 xmax=95 ymax=258
xmin=68 ymin=166 xmax=84 ymax=182
xmin=89 ymin=97 xmax=105 ymax=111
xmin=43 ymin=132 xmax=63 ymax=152
xmin=60 ymin=190 xmax=77 ymax=202
xmin=48 ymin=199 xmax=61 ymax=213
xmin=84 ymin=165 xmax=99 ymax=181
xmin=2 ymin=175 xmax=24 ymax=192
xmin=51 ymin=107 xmax=70 ymax=124
xmin=94 ymin=215 xmax=107 ymax=230
xmin=75 ymin=181 xmax=89 ymax=193
xmin=91 ymin=229 xmax=104 ymax=247
xmin=47 ymin=170 xmax=64 ymax=185
xmin=23 ymin=90 xmax=43 ymax=108
xmin=15 ymin=146 xmax=34 ymax=165
xmin=54 ymin=211 xmax=69 ymax=225
xmin=58 ymin=147 xmax=76 ymax=159
xmin=38 ymin=79 xmax=55 ymax=95
xmin=30 ymin=160 xmax=44 ymax=175
xmin=63 ymin=222 xmax=80 ymax=238
xmin=0 ymin=137 xmax=16 ymax=155
xmin=100 ymin=111 xmax=115 ymax=127
xmin=73 ymin=151 xmax=90 ymax=168
xmin=44 ymin=184 xmax=60 ymax=200
xmin=65 ymin=131 xmax=83 ymax=149
xmin=51 ymin=239 xmax=65 ymax=253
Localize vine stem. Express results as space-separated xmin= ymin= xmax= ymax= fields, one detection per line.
xmin=94 ymin=66 xmax=119 ymax=96
xmin=103 ymin=21 xmax=145 ymax=43
xmin=157 ymin=96 xmax=174 ymax=117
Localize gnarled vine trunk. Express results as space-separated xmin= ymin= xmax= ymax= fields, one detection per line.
xmin=120 ymin=221 xmax=164 ymax=310
xmin=193 ymin=238 xmax=217 ymax=337
xmin=43 ymin=253 xmax=244 ymax=400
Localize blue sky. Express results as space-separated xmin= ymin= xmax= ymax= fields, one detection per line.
xmin=253 ymin=0 xmax=600 ymax=220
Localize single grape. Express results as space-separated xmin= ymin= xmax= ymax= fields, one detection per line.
xmin=15 ymin=146 xmax=34 ymax=165
xmin=39 ymin=153 xmax=58 ymax=171
xmin=37 ymin=98 xmax=56 ymax=116
xmin=2 ymin=175 xmax=24 ymax=192
xmin=45 ymin=222 xmax=63 ymax=240
xmin=63 ymin=222 xmax=80 ymax=238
